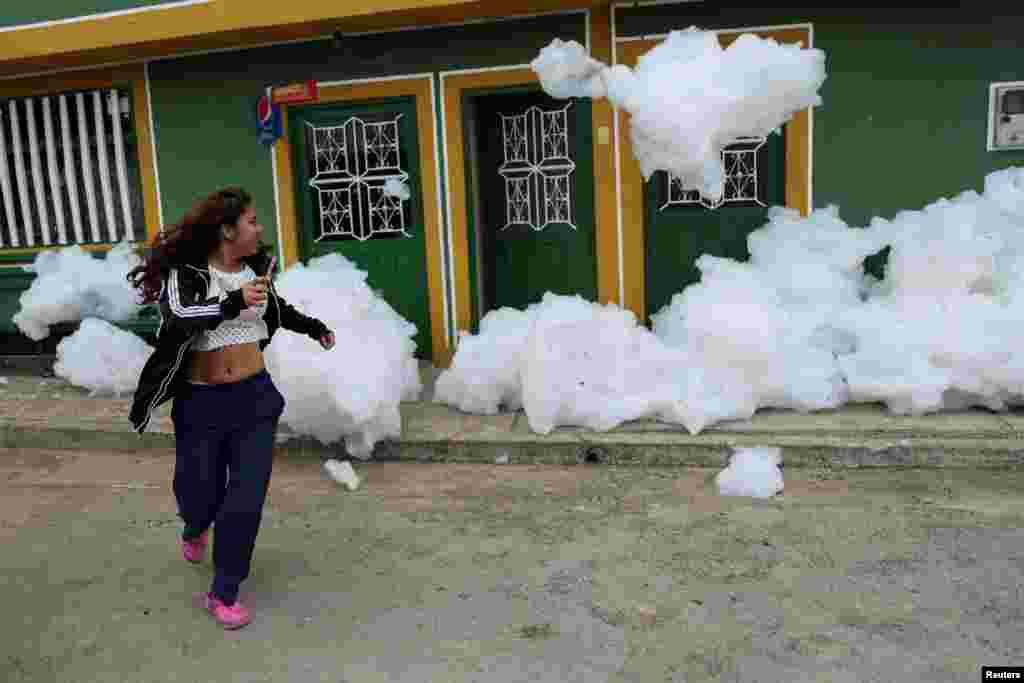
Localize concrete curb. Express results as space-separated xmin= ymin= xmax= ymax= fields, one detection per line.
xmin=3 ymin=369 xmax=1024 ymax=468
xmin=3 ymin=420 xmax=1023 ymax=469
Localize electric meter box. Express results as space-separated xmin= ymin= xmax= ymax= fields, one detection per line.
xmin=988 ymin=81 xmax=1024 ymax=151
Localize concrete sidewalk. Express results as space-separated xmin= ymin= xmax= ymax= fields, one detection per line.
xmin=1 ymin=370 xmax=1022 ymax=468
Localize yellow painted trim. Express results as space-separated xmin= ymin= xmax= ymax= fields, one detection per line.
xmin=614 ymin=99 xmax=647 ymax=320
xmin=0 ymin=64 xmax=143 ymax=98
xmin=615 ymin=26 xmax=812 ymax=322
xmin=0 ymin=63 xmax=161 ymax=253
xmin=0 ymin=0 xmax=429 ymax=60
xmin=273 ymin=105 xmax=300 ymax=269
xmin=130 ymin=71 xmax=162 ymax=240
xmin=334 ymin=0 xmax=598 ymax=37
xmin=785 ymin=108 xmax=811 ymax=217
xmin=411 ymin=84 xmax=452 ymax=368
xmin=588 ymin=3 xmax=619 ymax=307
xmin=0 ymin=0 xmax=604 ymax=71
xmin=273 ymin=76 xmax=450 ymax=367
xmin=1 ymin=243 xmax=127 ymax=257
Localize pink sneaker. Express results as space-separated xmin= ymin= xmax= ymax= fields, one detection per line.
xmin=205 ymin=594 xmax=251 ymax=629
xmin=181 ymin=530 xmax=208 ymax=563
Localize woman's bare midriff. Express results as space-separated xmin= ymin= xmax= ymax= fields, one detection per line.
xmin=188 ymin=342 xmax=265 ymax=384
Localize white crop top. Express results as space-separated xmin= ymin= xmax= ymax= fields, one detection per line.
xmin=192 ymin=264 xmax=269 ymax=351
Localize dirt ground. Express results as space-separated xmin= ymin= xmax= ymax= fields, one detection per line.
xmin=3 ymin=448 xmax=1023 ymax=682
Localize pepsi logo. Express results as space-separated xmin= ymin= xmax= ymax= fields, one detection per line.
xmin=257 ymin=96 xmax=272 ymax=125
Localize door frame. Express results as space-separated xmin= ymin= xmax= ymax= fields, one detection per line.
xmin=271 ymin=74 xmax=449 ymax=366
xmin=440 ymin=64 xmax=619 ymax=335
xmin=614 ymin=24 xmax=813 ymax=323
xmin=460 ymin=85 xmax=597 ymax=327
xmin=462 ymin=82 xmax=544 ymax=328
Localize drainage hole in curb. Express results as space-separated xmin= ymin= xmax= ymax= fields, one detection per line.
xmin=578 ymin=446 xmax=609 ymax=465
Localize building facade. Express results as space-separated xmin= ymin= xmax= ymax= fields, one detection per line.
xmin=1 ymin=2 xmax=1021 ymax=366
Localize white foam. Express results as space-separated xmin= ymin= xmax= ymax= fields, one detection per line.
xmin=324 ymin=459 xmax=361 ymax=491
xmin=263 ymin=253 xmax=421 ymax=459
xmin=531 ymin=38 xmax=608 ymax=99
xmin=716 ymin=447 xmax=784 ymax=498
xmin=53 ymin=318 xmax=154 ymax=397
xmin=437 ymin=166 xmax=1024 ymax=434
xmin=435 ymin=292 xmax=695 ymax=434
xmin=383 ymin=178 xmax=411 ymax=201
xmin=12 ymin=240 xmax=142 ymax=341
xmin=531 ymin=28 xmax=825 ymax=199
xmin=433 ymin=306 xmax=533 ymax=415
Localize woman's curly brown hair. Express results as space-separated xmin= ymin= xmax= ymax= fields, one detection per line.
xmin=127 ymin=187 xmax=257 ymax=304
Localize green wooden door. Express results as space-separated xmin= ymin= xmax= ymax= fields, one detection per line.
xmin=644 ymin=131 xmax=787 ymax=322
xmin=469 ymin=91 xmax=597 ymax=319
xmin=290 ymin=97 xmax=432 ymax=359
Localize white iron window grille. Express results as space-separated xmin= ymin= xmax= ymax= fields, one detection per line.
xmin=0 ymin=88 xmax=144 ymax=249
xmin=307 ymin=114 xmax=410 ymax=242
xmin=659 ymin=136 xmax=767 ymax=211
xmin=498 ymin=103 xmax=575 ymax=231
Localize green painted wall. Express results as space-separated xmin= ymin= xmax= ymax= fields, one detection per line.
xmin=148 ymin=13 xmax=587 ymax=258
xmin=0 ymin=270 xmax=33 ymax=336
xmin=0 ymin=0 xmax=201 ymax=28
xmin=618 ymin=7 xmax=1024 ymax=229
xmin=147 ymin=80 xmax=280 ymax=252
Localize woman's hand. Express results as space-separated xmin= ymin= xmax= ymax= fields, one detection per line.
xmin=241 ymin=279 xmax=267 ymax=308
xmin=319 ymin=332 xmax=335 ymax=350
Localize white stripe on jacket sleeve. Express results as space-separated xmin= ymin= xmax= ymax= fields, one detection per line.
xmin=166 ymin=268 xmax=221 ymax=318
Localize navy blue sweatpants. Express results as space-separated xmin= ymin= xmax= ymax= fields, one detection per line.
xmin=171 ymin=369 xmax=285 ymax=605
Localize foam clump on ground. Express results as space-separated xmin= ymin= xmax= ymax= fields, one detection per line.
xmin=518 ymin=295 xmax=693 ymax=434
xmin=649 ymin=204 xmax=879 ymax=430
xmin=433 ymin=306 xmax=533 ymax=414
xmin=531 ymin=28 xmax=825 ymax=199
xmin=831 ymin=165 xmax=1024 ymax=415
xmin=264 ymin=253 xmax=421 ymax=459
xmin=53 ymin=318 xmax=154 ymax=397
xmin=716 ymin=447 xmax=784 ymax=498
xmin=659 ymin=165 xmax=1024 ymax=421
xmin=12 ymin=240 xmax=142 ymax=340
xmin=438 ymin=166 xmax=1024 ymax=434
xmin=435 ymin=293 xmax=695 ymax=434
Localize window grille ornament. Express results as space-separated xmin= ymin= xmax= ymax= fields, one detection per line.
xmin=307 ymin=114 xmax=410 ymax=242
xmin=498 ymin=103 xmax=575 ymax=231
xmin=659 ymin=136 xmax=767 ymax=211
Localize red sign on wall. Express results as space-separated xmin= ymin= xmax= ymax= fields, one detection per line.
xmin=271 ymin=81 xmax=319 ymax=105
